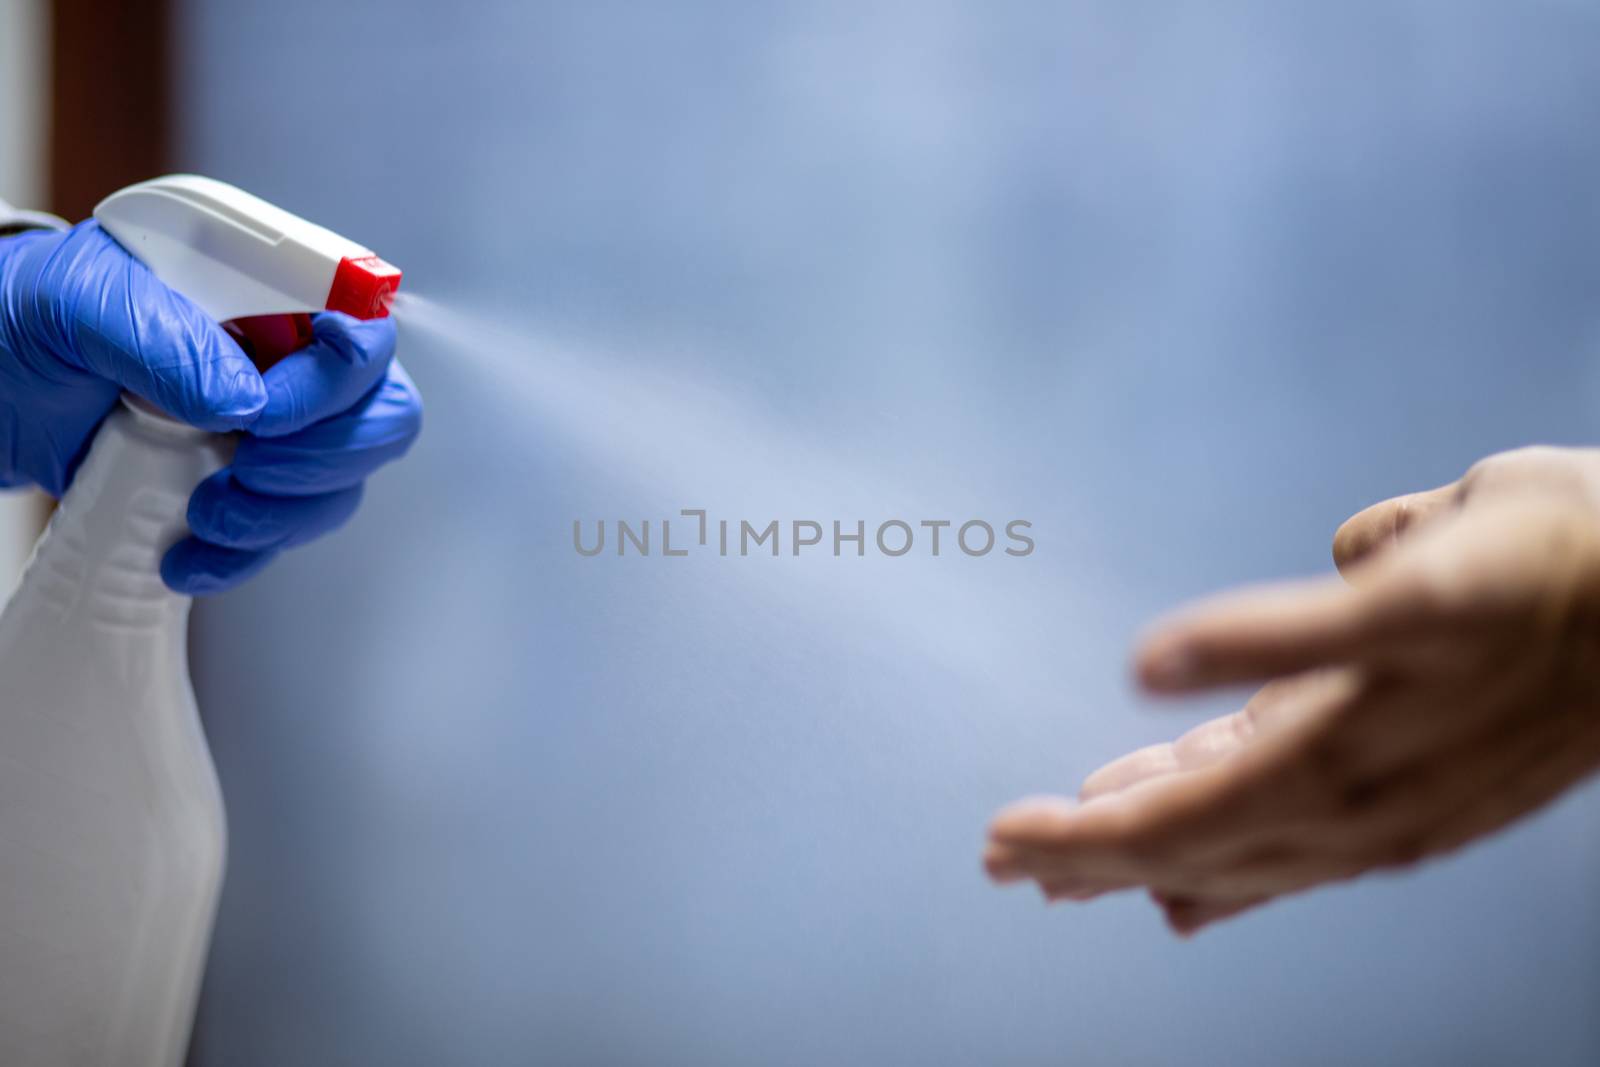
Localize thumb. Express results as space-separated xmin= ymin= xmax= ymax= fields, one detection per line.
xmin=1332 ymin=483 xmax=1457 ymax=577
xmin=52 ymin=223 xmax=266 ymax=430
xmin=1134 ymin=566 xmax=1433 ymax=693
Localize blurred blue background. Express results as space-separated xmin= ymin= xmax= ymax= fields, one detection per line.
xmin=178 ymin=2 xmax=1600 ymax=1064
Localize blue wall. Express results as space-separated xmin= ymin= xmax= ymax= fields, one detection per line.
xmin=179 ymin=2 xmax=1600 ymax=1063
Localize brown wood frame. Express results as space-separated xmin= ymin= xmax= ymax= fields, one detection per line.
xmin=49 ymin=0 xmax=172 ymax=220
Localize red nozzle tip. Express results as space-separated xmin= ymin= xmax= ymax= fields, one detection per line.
xmin=326 ymin=254 xmax=403 ymax=319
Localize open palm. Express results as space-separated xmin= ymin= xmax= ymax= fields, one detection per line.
xmin=986 ymin=447 xmax=1600 ymax=934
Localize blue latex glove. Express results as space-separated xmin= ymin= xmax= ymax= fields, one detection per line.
xmin=0 ymin=221 xmax=422 ymax=595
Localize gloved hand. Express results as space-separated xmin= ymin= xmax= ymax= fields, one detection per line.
xmin=0 ymin=220 xmax=421 ymax=595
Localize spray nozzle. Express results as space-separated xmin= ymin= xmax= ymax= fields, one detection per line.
xmin=327 ymin=254 xmax=403 ymax=319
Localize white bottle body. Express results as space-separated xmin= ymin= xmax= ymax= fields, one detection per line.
xmin=0 ymin=400 xmax=229 ymax=1066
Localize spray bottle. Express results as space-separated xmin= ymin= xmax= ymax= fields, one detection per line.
xmin=0 ymin=176 xmax=401 ymax=1065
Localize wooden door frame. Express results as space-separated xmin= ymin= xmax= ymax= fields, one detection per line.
xmin=49 ymin=0 xmax=172 ymax=220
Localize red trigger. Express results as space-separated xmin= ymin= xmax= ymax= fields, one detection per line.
xmin=223 ymin=313 xmax=316 ymax=373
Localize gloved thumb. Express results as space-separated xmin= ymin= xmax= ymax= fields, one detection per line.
xmin=52 ymin=223 xmax=266 ymax=431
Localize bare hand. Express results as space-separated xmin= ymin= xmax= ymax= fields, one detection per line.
xmin=985 ymin=446 xmax=1600 ymax=935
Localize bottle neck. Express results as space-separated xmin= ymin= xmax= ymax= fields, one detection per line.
xmin=24 ymin=396 xmax=232 ymax=627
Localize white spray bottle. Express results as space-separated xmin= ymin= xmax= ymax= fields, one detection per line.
xmin=0 ymin=175 xmax=401 ymax=1066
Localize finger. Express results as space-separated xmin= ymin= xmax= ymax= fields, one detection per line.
xmin=983 ymin=840 xmax=1028 ymax=884
xmin=986 ymin=841 xmax=1145 ymax=895
xmin=1158 ymin=836 xmax=1366 ymax=898
xmin=1332 ymin=484 xmax=1458 ymax=576
xmin=979 ymin=806 xmax=1145 ymax=889
xmin=1078 ymin=729 xmax=1246 ymax=806
xmin=1171 ymin=711 xmax=1258 ymax=770
xmin=1153 ymin=891 xmax=1270 ymax=936
xmin=1081 ymin=673 xmax=1352 ymax=807
xmin=989 ymin=768 xmax=1262 ymax=888
xmin=988 ymin=795 xmax=1081 ymax=848
xmin=1134 ymin=574 xmax=1432 ymax=694
xmin=160 ymin=538 xmax=278 ymax=596
xmin=249 ymin=313 xmax=398 ymax=438
xmin=232 ymin=361 xmax=422 ymax=496
xmin=1039 ymin=876 xmax=1133 ymax=902
xmin=1078 ymin=744 xmax=1179 ymax=802
xmin=989 ymin=685 xmax=1364 ymax=894
xmin=187 ymin=469 xmax=364 ymax=551
xmin=57 ymin=223 xmax=266 ymax=430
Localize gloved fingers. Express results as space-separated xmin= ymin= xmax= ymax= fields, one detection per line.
xmin=160 ymin=537 xmax=279 ymax=597
xmin=232 ymin=361 xmax=422 ymax=496
xmin=187 ymin=468 xmax=365 ymax=551
xmin=58 ymin=223 xmax=266 ymax=431
xmin=249 ymin=313 xmax=398 ymax=438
